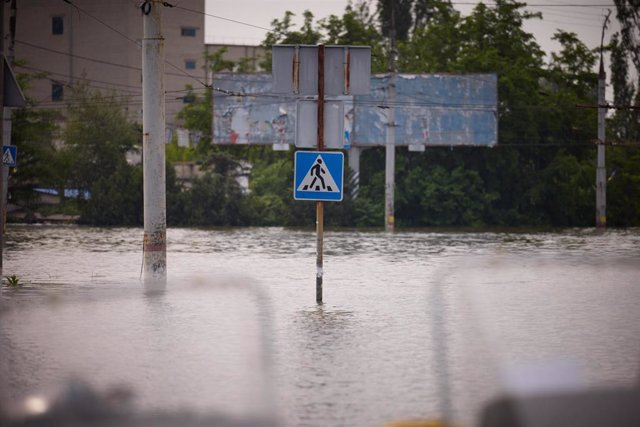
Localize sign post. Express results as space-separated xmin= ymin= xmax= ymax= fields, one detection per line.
xmin=273 ymin=43 xmax=370 ymax=303
xmin=293 ymin=149 xmax=345 ymax=302
xmin=316 ymin=45 xmax=325 ymax=303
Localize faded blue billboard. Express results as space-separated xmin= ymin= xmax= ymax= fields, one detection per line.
xmin=212 ymin=73 xmax=497 ymax=147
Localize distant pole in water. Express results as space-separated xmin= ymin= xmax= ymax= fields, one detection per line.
xmin=142 ymin=1 xmax=167 ymax=285
xmin=595 ymin=11 xmax=610 ymax=229
xmin=316 ymin=45 xmax=325 ymax=304
xmin=385 ymin=1 xmax=397 ymax=232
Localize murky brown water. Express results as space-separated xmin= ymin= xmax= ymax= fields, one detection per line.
xmin=1 ymin=225 xmax=639 ymax=427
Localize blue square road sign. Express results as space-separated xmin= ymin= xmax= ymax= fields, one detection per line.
xmin=294 ymin=151 xmax=344 ymax=202
xmin=2 ymin=145 xmax=17 ymax=167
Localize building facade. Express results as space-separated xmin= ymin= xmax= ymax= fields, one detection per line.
xmin=12 ymin=0 xmax=206 ymax=124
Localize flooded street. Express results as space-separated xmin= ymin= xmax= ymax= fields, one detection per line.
xmin=2 ymin=225 xmax=640 ymax=427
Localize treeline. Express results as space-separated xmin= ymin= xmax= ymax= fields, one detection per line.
xmin=11 ymin=0 xmax=640 ymax=227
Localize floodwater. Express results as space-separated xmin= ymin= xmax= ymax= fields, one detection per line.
xmin=1 ymin=225 xmax=639 ymax=427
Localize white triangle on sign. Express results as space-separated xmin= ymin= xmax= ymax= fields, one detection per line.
xmin=2 ymin=149 xmax=14 ymax=165
xmin=297 ymin=155 xmax=340 ymax=193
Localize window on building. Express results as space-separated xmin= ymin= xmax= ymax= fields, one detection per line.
xmin=185 ymin=60 xmax=196 ymax=70
xmin=181 ymin=27 xmax=197 ymax=37
xmin=51 ymin=83 xmax=64 ymax=102
xmin=183 ymin=93 xmax=195 ymax=104
xmin=52 ymin=16 xmax=64 ymax=35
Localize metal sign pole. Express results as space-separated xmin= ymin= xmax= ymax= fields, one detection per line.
xmin=316 ymin=45 xmax=325 ymax=304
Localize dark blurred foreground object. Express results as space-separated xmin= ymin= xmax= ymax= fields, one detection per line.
xmin=4 ymin=379 xmax=278 ymax=427
xmin=481 ymin=387 xmax=640 ymax=427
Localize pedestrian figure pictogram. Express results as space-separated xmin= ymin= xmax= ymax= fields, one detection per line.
xmin=2 ymin=146 xmax=17 ymax=167
xmin=297 ymin=155 xmax=339 ymax=193
xmin=294 ymin=151 xmax=344 ymax=201
xmin=302 ymin=158 xmax=335 ymax=191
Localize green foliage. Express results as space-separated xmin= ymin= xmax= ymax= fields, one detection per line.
xmin=10 ymin=107 xmax=61 ymax=209
xmin=377 ymin=0 xmax=414 ymax=41
xmin=63 ymin=82 xmax=139 ymax=195
xmin=205 ymin=47 xmax=235 ymax=73
xmin=167 ymin=170 xmax=247 ymax=227
xmin=607 ymin=147 xmax=640 ymax=226
xmin=177 ymin=86 xmax=212 ymax=143
xmin=166 ymin=140 xmax=198 ymax=162
xmin=397 ymin=154 xmax=498 ymax=227
xmin=613 ymin=0 xmax=640 ymax=74
xmin=529 ymin=152 xmax=594 ymax=226
xmin=80 ymin=162 xmax=143 ymax=226
xmin=260 ymin=10 xmax=323 ymax=71
xmin=54 ymin=83 xmax=144 ymax=225
xmin=608 ymin=32 xmax=640 ymax=144
xmin=6 ymin=275 xmax=21 ymax=288
xmin=320 ymin=2 xmax=387 ymax=72
xmin=398 ymin=1 xmax=461 ymax=72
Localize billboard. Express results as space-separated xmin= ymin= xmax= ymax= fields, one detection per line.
xmin=211 ymin=73 xmax=497 ymax=147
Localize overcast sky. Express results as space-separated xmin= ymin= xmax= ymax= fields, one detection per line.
xmin=204 ymin=0 xmax=618 ymax=63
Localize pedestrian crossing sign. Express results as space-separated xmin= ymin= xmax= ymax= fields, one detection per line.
xmin=2 ymin=145 xmax=17 ymax=167
xmin=294 ymin=151 xmax=344 ymax=201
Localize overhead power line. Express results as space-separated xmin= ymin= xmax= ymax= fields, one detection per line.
xmin=62 ymin=0 xmax=208 ymax=88
xmin=171 ymin=4 xmax=272 ymax=32
xmin=450 ymin=2 xmax=613 ymax=6
xmin=15 ymin=40 xmax=207 ymax=81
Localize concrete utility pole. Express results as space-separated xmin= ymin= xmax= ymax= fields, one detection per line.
xmin=595 ymin=11 xmax=610 ymax=229
xmin=142 ymin=0 xmax=167 ymax=285
xmin=385 ymin=2 xmax=397 ymax=232
xmin=596 ymin=61 xmax=606 ymax=228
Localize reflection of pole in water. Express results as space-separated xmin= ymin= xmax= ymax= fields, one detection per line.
xmin=430 ymin=282 xmax=453 ymax=424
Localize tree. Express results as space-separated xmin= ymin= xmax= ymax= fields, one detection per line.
xmin=260 ymin=10 xmax=323 ymax=71
xmin=320 ymin=1 xmax=387 ymax=71
xmin=10 ymin=67 xmax=66 ymax=214
xmin=613 ymin=0 xmax=640 ymax=76
xmin=377 ymin=0 xmax=413 ymax=42
xmin=59 ymin=82 xmax=143 ymax=224
xmin=550 ymin=30 xmax=597 ymax=96
xmin=10 ymin=107 xmax=60 ymax=210
xmin=63 ymin=82 xmax=139 ymax=195
xmin=608 ymin=33 xmax=637 ymax=143
xmin=398 ymin=0 xmax=461 ymax=72
xmin=83 ymin=161 xmax=143 ymax=225
xmin=610 ymin=0 xmax=640 ymax=143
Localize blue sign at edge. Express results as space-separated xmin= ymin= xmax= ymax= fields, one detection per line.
xmin=294 ymin=151 xmax=344 ymax=202
xmin=2 ymin=145 xmax=17 ymax=167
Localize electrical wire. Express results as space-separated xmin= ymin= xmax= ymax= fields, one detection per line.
xmin=62 ymin=0 xmax=208 ymax=88
xmin=171 ymin=4 xmax=272 ymax=32
xmin=15 ymin=64 xmax=144 ymax=92
xmin=15 ymin=39 xmax=208 ymax=81
xmin=450 ymin=2 xmax=614 ymax=7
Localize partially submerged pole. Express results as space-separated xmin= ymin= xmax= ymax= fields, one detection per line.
xmin=385 ymin=76 xmax=396 ymax=232
xmin=595 ymin=11 xmax=609 ymax=229
xmin=316 ymin=45 xmax=325 ymax=304
xmin=595 ymin=60 xmax=606 ymax=228
xmin=142 ymin=0 xmax=167 ymax=285
xmin=384 ymin=4 xmax=397 ymax=232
